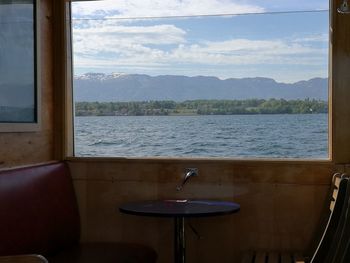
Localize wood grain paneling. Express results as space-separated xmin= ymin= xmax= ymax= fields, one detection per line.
xmin=1 ymin=1 xmax=350 ymax=263
xmin=69 ymin=160 xmax=337 ymax=263
xmin=0 ymin=0 xmax=54 ymax=168
xmin=331 ymin=0 xmax=350 ymax=163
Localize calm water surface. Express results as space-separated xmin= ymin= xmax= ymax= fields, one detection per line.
xmin=74 ymin=114 xmax=328 ymax=159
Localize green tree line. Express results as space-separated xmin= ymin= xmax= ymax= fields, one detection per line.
xmin=75 ymin=99 xmax=328 ymax=116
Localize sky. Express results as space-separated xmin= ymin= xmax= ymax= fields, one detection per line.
xmin=72 ymin=0 xmax=329 ymax=83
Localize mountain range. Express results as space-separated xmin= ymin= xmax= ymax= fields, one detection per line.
xmin=74 ymin=73 xmax=328 ymax=102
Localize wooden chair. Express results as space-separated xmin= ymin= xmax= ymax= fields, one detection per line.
xmin=307 ymin=175 xmax=349 ymax=263
xmin=339 ymin=232 xmax=350 ymax=263
xmin=241 ymin=173 xmax=348 ymax=263
xmin=325 ymin=176 xmax=350 ymax=263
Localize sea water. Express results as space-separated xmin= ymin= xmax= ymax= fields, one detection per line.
xmin=74 ymin=114 xmax=328 ymax=159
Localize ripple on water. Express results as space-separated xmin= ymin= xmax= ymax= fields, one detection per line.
xmin=75 ymin=114 xmax=328 ymax=158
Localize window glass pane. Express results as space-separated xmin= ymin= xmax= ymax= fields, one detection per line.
xmin=72 ymin=0 xmax=328 ymax=18
xmin=0 ymin=0 xmax=36 ymax=123
xmin=72 ymin=1 xmax=329 ymax=159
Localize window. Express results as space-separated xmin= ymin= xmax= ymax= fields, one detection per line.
xmin=71 ymin=0 xmax=329 ymax=159
xmin=0 ymin=0 xmax=40 ymax=132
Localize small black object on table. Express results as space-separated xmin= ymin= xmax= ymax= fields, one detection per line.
xmin=119 ymin=199 xmax=240 ymax=263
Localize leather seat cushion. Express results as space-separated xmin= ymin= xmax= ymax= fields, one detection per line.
xmin=47 ymin=242 xmax=158 ymax=263
xmin=0 ymin=162 xmax=80 ymax=256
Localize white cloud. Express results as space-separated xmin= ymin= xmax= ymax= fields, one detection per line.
xmin=172 ymin=39 xmax=326 ymax=64
xmin=71 ymin=1 xmax=328 ymax=82
xmin=293 ymin=33 xmax=329 ymax=43
xmin=73 ymin=23 xmax=327 ymax=70
xmin=72 ymin=0 xmax=264 ymax=18
xmin=73 ymin=21 xmax=186 ymax=58
xmin=74 ymin=23 xmax=186 ymax=45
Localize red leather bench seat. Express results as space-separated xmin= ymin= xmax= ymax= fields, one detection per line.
xmin=0 ymin=162 xmax=157 ymax=263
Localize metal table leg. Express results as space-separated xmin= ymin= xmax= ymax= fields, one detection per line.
xmin=174 ymin=217 xmax=185 ymax=263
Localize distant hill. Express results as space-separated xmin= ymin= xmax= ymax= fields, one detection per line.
xmin=74 ymin=73 xmax=328 ymax=102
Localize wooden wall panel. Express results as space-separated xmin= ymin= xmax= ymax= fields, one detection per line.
xmin=331 ymin=0 xmax=350 ymax=163
xmin=69 ymin=160 xmax=338 ymax=263
xmin=64 ymin=6 xmax=349 ymax=263
xmin=0 ymin=0 xmax=54 ymax=168
xmin=0 ymin=1 xmax=349 ymax=263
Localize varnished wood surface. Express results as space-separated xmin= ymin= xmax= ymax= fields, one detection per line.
xmin=0 ymin=0 xmax=349 ymax=262
xmin=0 ymin=0 xmax=54 ymax=168
xmin=331 ymin=0 xmax=350 ymax=163
xmin=69 ymin=160 xmax=338 ymax=263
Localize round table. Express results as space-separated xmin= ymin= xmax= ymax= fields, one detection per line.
xmin=119 ymin=199 xmax=240 ymax=263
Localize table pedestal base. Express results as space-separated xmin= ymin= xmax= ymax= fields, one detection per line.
xmin=174 ymin=217 xmax=185 ymax=263
xmin=120 ymin=200 xmax=240 ymax=263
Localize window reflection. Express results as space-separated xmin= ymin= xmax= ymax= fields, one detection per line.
xmin=0 ymin=0 xmax=36 ymax=123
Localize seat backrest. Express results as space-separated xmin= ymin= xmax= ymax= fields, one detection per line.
xmin=310 ymin=174 xmax=349 ymax=263
xmin=340 ymin=242 xmax=350 ymax=263
xmin=0 ymin=162 xmax=80 ymax=256
xmin=306 ymin=173 xmax=342 ymax=258
xmin=327 ymin=176 xmax=350 ymax=263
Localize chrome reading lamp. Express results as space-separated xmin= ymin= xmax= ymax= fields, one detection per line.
xmin=338 ymin=0 xmax=350 ymax=14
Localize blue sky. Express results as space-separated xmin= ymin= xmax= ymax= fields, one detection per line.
xmin=72 ymin=0 xmax=329 ymax=83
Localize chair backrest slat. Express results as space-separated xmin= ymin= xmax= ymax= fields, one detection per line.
xmin=334 ymin=176 xmax=341 ymax=189
xmin=305 ymin=173 xmax=343 ymax=260
xmin=328 ymin=176 xmax=350 ymax=263
xmin=310 ymin=175 xmax=349 ymax=263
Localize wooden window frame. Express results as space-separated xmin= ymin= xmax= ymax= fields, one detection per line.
xmin=57 ymin=0 xmax=350 ymax=164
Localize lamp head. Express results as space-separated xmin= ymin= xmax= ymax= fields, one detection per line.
xmin=338 ymin=0 xmax=350 ymax=14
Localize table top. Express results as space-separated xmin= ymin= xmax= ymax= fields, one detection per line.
xmin=119 ymin=199 xmax=240 ymax=218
